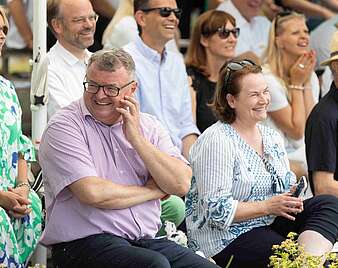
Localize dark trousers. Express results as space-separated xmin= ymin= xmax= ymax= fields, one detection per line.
xmin=52 ymin=233 xmax=220 ymax=268
xmin=213 ymin=195 xmax=338 ymax=268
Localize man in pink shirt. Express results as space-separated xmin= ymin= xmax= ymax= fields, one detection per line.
xmin=39 ymin=48 xmax=219 ymax=268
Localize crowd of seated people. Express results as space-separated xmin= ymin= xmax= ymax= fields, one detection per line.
xmin=2 ymin=0 xmax=338 ymax=267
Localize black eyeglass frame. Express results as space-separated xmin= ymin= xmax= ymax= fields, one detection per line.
xmin=140 ymin=7 xmax=182 ymax=19
xmin=83 ymin=80 xmax=135 ymax=97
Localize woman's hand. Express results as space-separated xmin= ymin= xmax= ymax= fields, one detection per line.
xmin=289 ymin=50 xmax=316 ymax=86
xmin=264 ymin=193 xmax=303 ymax=221
xmin=0 ymin=190 xmax=31 ymax=218
xmin=8 ymin=185 xmax=30 ymax=200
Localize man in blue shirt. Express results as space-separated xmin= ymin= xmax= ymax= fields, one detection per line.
xmin=124 ymin=0 xmax=199 ymax=160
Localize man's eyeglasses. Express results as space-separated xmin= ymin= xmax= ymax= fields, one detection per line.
xmin=71 ymin=13 xmax=99 ymax=24
xmin=83 ymin=80 xmax=134 ymax=97
xmin=141 ymin=7 xmax=182 ymax=19
xmin=222 ymin=60 xmax=256 ymax=90
xmin=216 ymin=27 xmax=240 ymax=39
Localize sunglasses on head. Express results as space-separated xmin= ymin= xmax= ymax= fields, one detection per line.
xmin=274 ymin=10 xmax=293 ymax=31
xmin=217 ymin=27 xmax=240 ymax=39
xmin=141 ymin=7 xmax=182 ymax=19
xmin=222 ymin=59 xmax=257 ymax=90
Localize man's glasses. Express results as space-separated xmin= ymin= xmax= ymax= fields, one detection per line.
xmin=83 ymin=80 xmax=134 ymax=97
xmin=141 ymin=7 xmax=182 ymax=19
xmin=216 ymin=27 xmax=240 ymax=39
xmin=222 ymin=60 xmax=256 ymax=90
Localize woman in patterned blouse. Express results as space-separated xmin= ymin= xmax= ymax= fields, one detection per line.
xmin=185 ymin=59 xmax=338 ymax=267
xmin=0 ymin=7 xmax=42 ymax=268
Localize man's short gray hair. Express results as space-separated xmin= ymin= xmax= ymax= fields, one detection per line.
xmin=87 ymin=48 xmax=136 ymax=79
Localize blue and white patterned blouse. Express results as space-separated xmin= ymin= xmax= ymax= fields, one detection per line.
xmin=185 ymin=121 xmax=296 ymax=258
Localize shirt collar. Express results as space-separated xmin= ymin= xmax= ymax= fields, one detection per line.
xmin=228 ymin=0 xmax=248 ymax=26
xmin=55 ymin=41 xmax=91 ymax=66
xmin=135 ymin=35 xmax=168 ymax=63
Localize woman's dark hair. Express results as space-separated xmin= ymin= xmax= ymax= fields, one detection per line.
xmin=210 ymin=60 xmax=262 ymax=124
xmin=185 ymin=10 xmax=236 ymax=77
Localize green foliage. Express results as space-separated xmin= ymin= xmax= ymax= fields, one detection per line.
xmin=269 ymin=232 xmax=338 ymax=268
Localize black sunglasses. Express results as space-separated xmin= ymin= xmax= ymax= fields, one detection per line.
xmin=217 ymin=27 xmax=240 ymax=39
xmin=222 ymin=60 xmax=256 ymax=90
xmin=141 ymin=7 xmax=182 ymax=19
xmin=274 ymin=10 xmax=293 ymax=32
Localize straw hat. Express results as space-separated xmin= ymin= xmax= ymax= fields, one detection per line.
xmin=321 ymin=31 xmax=338 ymax=66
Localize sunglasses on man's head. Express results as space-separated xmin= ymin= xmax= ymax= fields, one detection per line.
xmin=141 ymin=7 xmax=182 ymax=19
xmin=217 ymin=27 xmax=240 ymax=39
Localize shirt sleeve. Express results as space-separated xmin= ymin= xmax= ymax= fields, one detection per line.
xmin=310 ymin=71 xmax=320 ymax=102
xmin=178 ymin=68 xmax=200 ymax=139
xmin=141 ymin=114 xmax=188 ymax=164
xmin=264 ymin=72 xmax=289 ymax=112
xmin=47 ymin=66 xmax=73 ymax=118
xmin=39 ymin=116 xmax=98 ymax=199
xmin=190 ymin=131 xmax=238 ymax=230
xmin=306 ymin=117 xmax=337 ymax=173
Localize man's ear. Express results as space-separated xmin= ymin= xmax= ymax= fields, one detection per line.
xmin=51 ymin=18 xmax=62 ymax=35
xmin=226 ymin=93 xmax=236 ymax=109
xmin=135 ymin=10 xmax=146 ymax=29
xmin=128 ymin=81 xmax=138 ymax=96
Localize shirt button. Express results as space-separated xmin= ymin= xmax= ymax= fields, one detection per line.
xmin=120 ymin=170 xmax=124 ymax=174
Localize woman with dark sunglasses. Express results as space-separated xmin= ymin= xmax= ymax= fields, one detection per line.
xmin=261 ymin=12 xmax=319 ymax=179
xmin=185 ymin=10 xmax=238 ymax=133
xmin=185 ymin=59 xmax=338 ymax=267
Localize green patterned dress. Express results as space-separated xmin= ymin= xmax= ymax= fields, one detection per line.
xmin=0 ymin=76 xmax=42 ymax=267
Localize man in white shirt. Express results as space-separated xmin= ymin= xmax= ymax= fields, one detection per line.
xmin=46 ymin=0 xmax=96 ymax=119
xmin=217 ymin=0 xmax=271 ymax=58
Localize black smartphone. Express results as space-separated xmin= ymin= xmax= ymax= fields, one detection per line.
xmin=292 ymin=176 xmax=308 ymax=198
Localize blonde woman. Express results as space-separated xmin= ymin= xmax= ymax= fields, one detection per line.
xmin=261 ymin=11 xmax=319 ymax=178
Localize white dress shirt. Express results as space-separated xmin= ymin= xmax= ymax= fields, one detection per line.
xmin=46 ymin=42 xmax=91 ymax=120
xmin=217 ymin=0 xmax=271 ymax=58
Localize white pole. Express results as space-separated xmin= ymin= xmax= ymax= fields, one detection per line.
xmin=30 ymin=0 xmax=47 ymax=149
